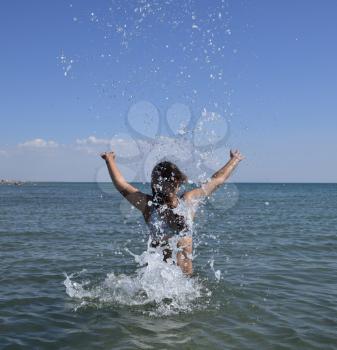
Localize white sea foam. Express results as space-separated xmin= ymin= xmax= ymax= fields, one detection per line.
xmin=64 ymin=241 xmax=208 ymax=316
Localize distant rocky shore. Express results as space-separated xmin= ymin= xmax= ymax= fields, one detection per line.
xmin=0 ymin=179 xmax=25 ymax=186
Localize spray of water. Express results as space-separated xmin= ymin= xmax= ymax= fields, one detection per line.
xmin=64 ymin=199 xmax=213 ymax=316
xmin=64 ymin=239 xmax=211 ymax=316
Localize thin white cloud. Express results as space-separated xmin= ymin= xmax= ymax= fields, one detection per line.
xmin=75 ymin=135 xmax=142 ymax=158
xmin=76 ymin=136 xmax=111 ymax=146
xmin=0 ymin=150 xmax=8 ymax=157
xmin=18 ymin=138 xmax=59 ymax=148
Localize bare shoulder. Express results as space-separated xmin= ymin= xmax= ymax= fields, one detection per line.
xmin=182 ymin=187 xmax=205 ymax=202
xmin=124 ymin=190 xmax=152 ymax=215
xmin=182 ymin=191 xmax=193 ymax=202
xmin=181 ymin=192 xmax=201 ymax=220
xmin=141 ymin=194 xmax=153 ymax=222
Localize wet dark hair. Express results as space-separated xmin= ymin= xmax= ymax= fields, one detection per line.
xmin=151 ymin=161 xmax=188 ymax=231
xmin=151 ymin=161 xmax=187 ymax=204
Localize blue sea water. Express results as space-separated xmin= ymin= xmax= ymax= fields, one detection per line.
xmin=1 ymin=183 xmax=337 ymax=349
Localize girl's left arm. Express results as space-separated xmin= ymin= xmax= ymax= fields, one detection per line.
xmin=183 ymin=149 xmax=244 ymax=202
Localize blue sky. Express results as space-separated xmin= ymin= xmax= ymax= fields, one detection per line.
xmin=0 ymin=0 xmax=336 ymax=182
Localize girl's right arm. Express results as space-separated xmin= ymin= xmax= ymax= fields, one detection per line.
xmin=101 ymin=152 xmax=150 ymax=214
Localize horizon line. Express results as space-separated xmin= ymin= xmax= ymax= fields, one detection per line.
xmin=1 ymin=181 xmax=336 ymax=185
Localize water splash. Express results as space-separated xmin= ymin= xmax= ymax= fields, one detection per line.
xmin=67 ymin=0 xmax=235 ymax=110
xmin=64 ymin=239 xmax=209 ymax=316
xmin=209 ymin=258 xmax=221 ymax=282
xmin=57 ymin=51 xmax=75 ymax=77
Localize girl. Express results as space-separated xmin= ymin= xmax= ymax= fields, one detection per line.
xmin=101 ymin=150 xmax=244 ymax=275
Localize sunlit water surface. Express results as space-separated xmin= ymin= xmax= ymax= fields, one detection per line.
xmin=1 ymin=183 xmax=337 ymax=349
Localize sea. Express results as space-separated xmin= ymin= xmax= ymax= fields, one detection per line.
xmin=1 ymin=182 xmax=336 ymax=349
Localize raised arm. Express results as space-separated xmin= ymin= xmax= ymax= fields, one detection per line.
xmin=183 ymin=149 xmax=244 ymax=202
xmin=100 ymin=152 xmax=150 ymax=214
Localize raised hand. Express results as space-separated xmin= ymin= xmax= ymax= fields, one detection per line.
xmin=100 ymin=151 xmax=116 ymax=161
xmin=230 ymin=149 xmax=244 ymax=161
